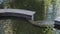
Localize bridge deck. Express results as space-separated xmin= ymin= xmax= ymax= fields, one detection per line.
xmin=0 ymin=9 xmax=35 ymax=20
xmin=0 ymin=9 xmax=35 ymax=15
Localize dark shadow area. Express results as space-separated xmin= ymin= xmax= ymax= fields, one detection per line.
xmin=54 ymin=24 xmax=60 ymax=30
xmin=54 ymin=21 xmax=60 ymax=30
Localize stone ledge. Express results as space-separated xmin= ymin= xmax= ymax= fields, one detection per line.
xmin=29 ymin=20 xmax=55 ymax=27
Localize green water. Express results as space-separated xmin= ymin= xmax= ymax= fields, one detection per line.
xmin=0 ymin=16 xmax=56 ymax=34
xmin=0 ymin=17 xmax=46 ymax=34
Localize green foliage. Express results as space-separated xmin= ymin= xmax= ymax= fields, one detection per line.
xmin=45 ymin=0 xmax=57 ymax=9
xmin=0 ymin=4 xmax=4 ymax=9
xmin=45 ymin=0 xmax=52 ymax=9
xmin=52 ymin=0 xmax=57 ymax=4
xmin=0 ymin=0 xmax=57 ymax=20
xmin=46 ymin=0 xmax=52 ymax=6
xmin=9 ymin=0 xmax=57 ymax=21
xmin=9 ymin=0 xmax=45 ymax=21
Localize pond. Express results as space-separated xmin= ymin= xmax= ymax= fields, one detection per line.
xmin=0 ymin=16 xmax=46 ymax=34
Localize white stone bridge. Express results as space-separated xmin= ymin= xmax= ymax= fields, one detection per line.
xmin=0 ymin=9 xmax=35 ymax=20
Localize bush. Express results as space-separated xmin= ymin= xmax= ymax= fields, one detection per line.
xmin=9 ymin=0 xmax=45 ymax=21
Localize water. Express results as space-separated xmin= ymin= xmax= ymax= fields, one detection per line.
xmin=0 ymin=19 xmax=13 ymax=34
xmin=0 ymin=17 xmax=46 ymax=34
